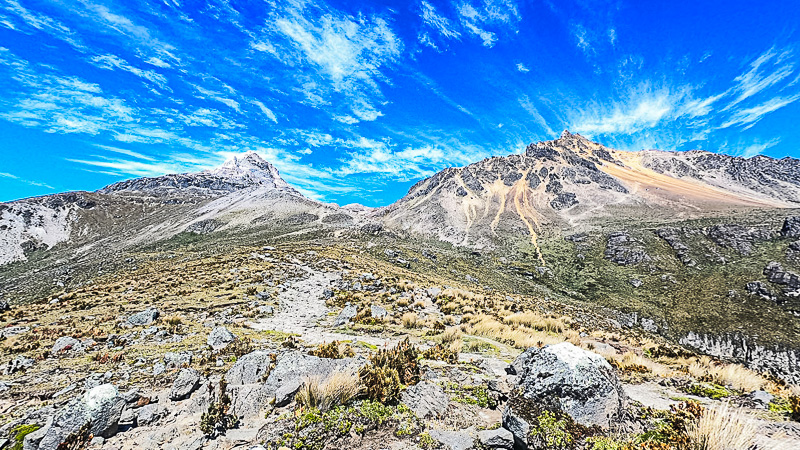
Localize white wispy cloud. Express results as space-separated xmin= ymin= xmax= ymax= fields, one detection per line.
xmin=1 ymin=0 xmax=86 ymax=50
xmin=0 ymin=171 xmax=54 ymax=189
xmin=262 ymin=1 xmax=403 ymax=122
xmin=725 ymin=46 xmax=796 ymax=110
xmin=519 ymin=95 xmax=555 ymax=136
xmin=419 ymin=0 xmax=461 ymax=45
xmin=720 ymin=94 xmax=800 ymax=129
xmin=251 ymin=100 xmax=278 ymax=123
xmin=93 ymin=144 xmax=156 ymax=161
xmin=516 ymin=62 xmax=529 ymax=73
xmin=740 ymin=137 xmax=781 ymax=158
xmin=457 ymin=4 xmax=496 ymax=47
xmin=91 ymin=54 xmax=169 ymax=90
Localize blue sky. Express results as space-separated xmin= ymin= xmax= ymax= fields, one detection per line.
xmin=0 ymin=0 xmax=798 ymax=206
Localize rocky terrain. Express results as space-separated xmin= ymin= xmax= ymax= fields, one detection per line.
xmin=2 ymin=132 xmax=800 ymax=449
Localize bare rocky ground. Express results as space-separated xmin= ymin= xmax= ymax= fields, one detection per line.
xmin=1 ymin=243 xmax=800 ymax=450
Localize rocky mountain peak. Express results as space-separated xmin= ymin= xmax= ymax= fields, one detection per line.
xmin=208 ymin=151 xmax=292 ymax=190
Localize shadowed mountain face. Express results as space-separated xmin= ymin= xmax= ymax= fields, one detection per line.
xmin=379 ymin=131 xmax=800 ymax=252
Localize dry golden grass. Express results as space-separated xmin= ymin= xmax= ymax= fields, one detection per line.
xmin=441 ymin=326 xmax=463 ymax=353
xmin=465 ymin=315 xmax=579 ymax=348
xmin=503 ymin=310 xmax=567 ymax=333
xmin=687 ymin=402 xmax=759 ymax=450
xmin=295 ymin=370 xmax=361 ymax=412
xmin=401 ymin=312 xmax=418 ymax=329
xmin=396 ymin=298 xmax=410 ymax=307
xmin=688 ymin=356 xmax=767 ymax=392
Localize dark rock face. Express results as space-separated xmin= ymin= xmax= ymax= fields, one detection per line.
xmin=461 ymin=168 xmax=484 ymax=192
xmin=604 ymin=232 xmax=651 ymax=266
xmin=525 ymin=171 xmax=541 ymax=189
xmin=655 ymin=227 xmax=695 ymax=266
xmin=747 ymin=281 xmax=779 ymax=303
xmin=101 ymin=173 xmax=249 ymax=194
xmin=763 ymin=262 xmax=800 ymax=297
xmin=455 ymin=186 xmax=468 ymax=196
xmin=550 ymin=192 xmax=578 ymax=210
xmin=502 ymin=172 xmax=523 ymax=187
xmin=707 ymin=224 xmax=774 ymax=255
xmin=782 ymin=216 xmax=800 ymax=238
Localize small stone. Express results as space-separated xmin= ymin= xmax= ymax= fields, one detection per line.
xmin=127 ymin=307 xmax=160 ymax=326
xmin=334 ymin=303 xmax=357 ymax=326
xmin=370 ymin=305 xmax=387 ymax=320
xmin=401 ymin=381 xmax=449 ymax=419
xmin=207 ymin=326 xmax=237 ymax=351
xmin=169 ymin=368 xmax=201 ymax=401
xmin=153 ymin=362 xmax=166 ymax=376
xmin=137 ymin=403 xmax=163 ymax=426
xmin=478 ymin=428 xmax=514 ymax=449
xmin=164 ymin=351 xmax=192 ymax=368
xmin=51 ymin=336 xmax=83 ymax=355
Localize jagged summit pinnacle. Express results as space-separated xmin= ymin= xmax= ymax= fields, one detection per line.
xmin=100 ymin=151 xmax=297 ymax=195
xmin=208 ymin=151 xmax=292 ymax=190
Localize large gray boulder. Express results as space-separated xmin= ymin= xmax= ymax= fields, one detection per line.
xmin=127 ymin=307 xmax=159 ymax=326
xmin=401 ymin=381 xmax=449 ymax=419
xmin=25 ymin=384 xmax=125 ymax=450
xmin=226 ymin=351 xmax=274 ymax=385
xmin=169 ymin=368 xmax=201 ymax=401
xmin=503 ymin=343 xmax=627 ymax=448
xmin=207 ymin=326 xmax=237 ymax=351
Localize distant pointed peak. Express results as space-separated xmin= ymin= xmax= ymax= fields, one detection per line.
xmin=560 ymin=129 xmax=574 ymax=139
xmin=209 ymin=152 xmax=293 ymax=191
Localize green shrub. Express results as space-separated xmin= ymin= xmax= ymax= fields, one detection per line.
xmin=685 ymin=383 xmax=731 ymax=400
xmin=200 ymin=379 xmax=238 ymax=437
xmin=421 ymin=343 xmax=458 ymax=363
xmin=11 ymin=424 xmax=41 ymax=450
xmin=359 ymin=338 xmax=420 ymax=404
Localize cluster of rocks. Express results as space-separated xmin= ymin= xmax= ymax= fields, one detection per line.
xmin=655 ymin=227 xmax=696 ymax=266
xmin=604 ymin=231 xmax=651 ymax=266
xmin=707 ymin=224 xmax=773 ymax=256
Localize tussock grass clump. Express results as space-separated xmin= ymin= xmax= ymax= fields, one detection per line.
xmin=465 ymin=315 xmax=579 ymax=349
xmin=309 ymin=341 xmax=355 ymax=359
xmin=687 ymin=356 xmax=767 ymax=392
xmin=296 ymin=370 xmax=362 ymax=412
xmin=401 ymin=312 xmax=418 ymax=329
xmin=504 ymin=311 xmax=569 ymax=333
xmin=686 ymin=402 xmax=759 ymax=450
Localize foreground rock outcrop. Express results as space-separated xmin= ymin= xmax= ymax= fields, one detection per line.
xmin=503 ymin=343 xmax=628 ymax=448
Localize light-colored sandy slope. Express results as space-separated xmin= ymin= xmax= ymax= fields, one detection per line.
xmin=601 ymin=150 xmax=790 ymax=208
